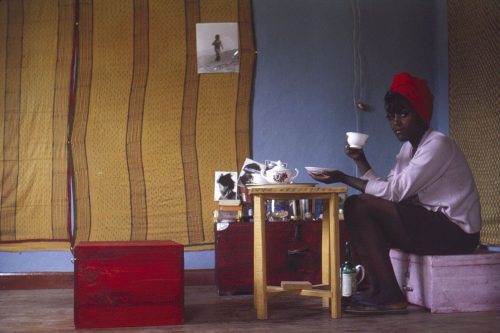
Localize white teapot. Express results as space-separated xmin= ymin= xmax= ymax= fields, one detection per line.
xmin=261 ymin=160 xmax=299 ymax=184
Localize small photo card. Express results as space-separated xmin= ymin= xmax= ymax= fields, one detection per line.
xmin=196 ymin=22 xmax=239 ymax=74
xmin=238 ymin=158 xmax=265 ymax=186
xmin=214 ymin=171 xmax=238 ymax=201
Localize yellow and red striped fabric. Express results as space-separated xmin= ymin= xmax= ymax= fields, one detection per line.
xmin=0 ymin=0 xmax=73 ymax=251
xmin=0 ymin=0 xmax=255 ymax=251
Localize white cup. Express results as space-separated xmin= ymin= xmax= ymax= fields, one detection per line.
xmin=346 ymin=132 xmax=369 ymax=149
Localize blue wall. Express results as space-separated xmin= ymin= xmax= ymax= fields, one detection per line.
xmin=252 ymin=0 xmax=445 ymax=183
xmin=0 ymin=0 xmax=447 ymax=273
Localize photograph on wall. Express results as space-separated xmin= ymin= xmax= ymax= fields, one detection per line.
xmin=214 ymin=171 xmax=238 ymax=201
xmin=196 ymin=23 xmax=239 ymax=73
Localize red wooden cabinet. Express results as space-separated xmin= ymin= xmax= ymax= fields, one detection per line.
xmin=215 ymin=221 xmax=322 ymax=295
xmin=215 ymin=220 xmax=353 ymax=295
xmin=74 ymin=240 xmax=184 ymax=329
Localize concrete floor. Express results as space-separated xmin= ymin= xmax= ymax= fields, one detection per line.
xmin=0 ymin=286 xmax=498 ymax=332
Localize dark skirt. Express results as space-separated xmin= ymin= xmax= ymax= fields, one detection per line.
xmin=393 ymin=202 xmax=479 ymax=255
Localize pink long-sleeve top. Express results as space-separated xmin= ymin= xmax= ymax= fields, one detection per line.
xmin=361 ymin=129 xmax=481 ymax=234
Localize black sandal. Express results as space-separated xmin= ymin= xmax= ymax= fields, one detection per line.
xmin=344 ymin=299 xmax=408 ymax=316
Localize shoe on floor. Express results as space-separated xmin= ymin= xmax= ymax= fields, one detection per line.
xmin=344 ymin=298 xmax=408 ymax=316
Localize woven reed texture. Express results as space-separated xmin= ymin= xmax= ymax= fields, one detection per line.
xmin=196 ymin=0 xmax=244 ymax=245
xmin=0 ymin=1 xmax=6 ymax=243
xmin=143 ymin=0 xmax=188 ymax=243
xmin=200 ymin=0 xmax=237 ymax=22
xmin=449 ymin=0 xmax=500 ymax=245
xmin=85 ymin=0 xmax=134 ymax=241
xmin=127 ymin=0 xmax=149 ymax=240
xmin=197 ymin=74 xmax=240 ymax=244
xmin=182 ymin=0 xmax=203 ymax=244
xmin=71 ymin=0 xmax=93 ymax=243
xmin=0 ymin=0 xmax=17 ymax=242
xmin=52 ymin=0 xmax=74 ymax=240
xmin=236 ymin=0 xmax=255 ymax=169
xmin=0 ymin=0 xmax=72 ymax=251
xmin=70 ymin=0 xmax=254 ymax=248
xmin=0 ymin=0 xmax=254 ymax=250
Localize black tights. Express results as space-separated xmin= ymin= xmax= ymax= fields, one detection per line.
xmin=343 ymin=194 xmax=479 ymax=304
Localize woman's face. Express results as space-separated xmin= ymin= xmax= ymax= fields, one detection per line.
xmin=386 ymin=100 xmax=427 ymax=142
xmin=219 ymin=183 xmax=229 ymax=195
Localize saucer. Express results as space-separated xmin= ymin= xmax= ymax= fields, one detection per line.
xmin=305 ymin=166 xmax=336 ymax=173
xmin=247 ymin=183 xmax=316 ymax=188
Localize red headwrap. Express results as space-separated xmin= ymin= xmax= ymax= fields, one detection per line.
xmin=389 ymin=72 xmax=434 ymax=125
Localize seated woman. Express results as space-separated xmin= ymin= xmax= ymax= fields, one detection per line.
xmin=307 ymin=72 xmax=481 ymax=315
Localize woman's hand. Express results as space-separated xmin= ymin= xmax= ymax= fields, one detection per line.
xmin=345 ymin=145 xmax=365 ymax=161
xmin=345 ymin=145 xmax=372 ymax=176
xmin=306 ymin=169 xmax=346 ymax=184
xmin=308 ymin=169 xmax=367 ymax=192
xmin=306 ymin=168 xmax=368 ymax=192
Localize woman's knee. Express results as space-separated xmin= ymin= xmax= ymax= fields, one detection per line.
xmin=344 ymin=193 xmax=377 ymax=215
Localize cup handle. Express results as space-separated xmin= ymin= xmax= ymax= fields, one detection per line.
xmin=355 ymin=264 xmax=365 ymax=286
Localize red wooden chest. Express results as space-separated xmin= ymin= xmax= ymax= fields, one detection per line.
xmin=74 ymin=240 xmax=184 ymax=329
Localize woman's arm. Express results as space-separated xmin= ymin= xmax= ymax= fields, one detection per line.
xmin=365 ymin=134 xmax=454 ymax=201
xmin=345 ymin=145 xmax=372 ymax=176
xmin=307 ymin=146 xmax=372 ymax=190
xmin=307 ymin=170 xmax=367 ymax=192
xmin=343 ymin=173 xmax=368 ymax=192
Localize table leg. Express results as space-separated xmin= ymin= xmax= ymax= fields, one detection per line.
xmin=253 ymin=195 xmax=268 ymax=319
xmin=321 ymin=199 xmax=330 ymax=308
xmin=328 ymin=193 xmax=341 ymax=318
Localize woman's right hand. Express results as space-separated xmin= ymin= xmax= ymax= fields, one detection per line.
xmin=345 ymin=144 xmax=372 ymax=176
xmin=345 ymin=144 xmax=365 ymax=161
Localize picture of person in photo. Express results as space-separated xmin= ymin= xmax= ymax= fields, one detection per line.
xmin=238 ymin=163 xmax=262 ymax=186
xmin=196 ymin=23 xmax=239 ymax=73
xmin=215 ymin=172 xmax=237 ymax=200
xmin=212 ymin=34 xmax=223 ymax=61
xmin=237 ymin=158 xmax=266 ymax=186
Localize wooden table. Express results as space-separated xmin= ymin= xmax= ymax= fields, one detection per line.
xmin=248 ymin=185 xmax=347 ymax=319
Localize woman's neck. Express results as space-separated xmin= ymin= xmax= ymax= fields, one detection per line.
xmin=410 ymin=126 xmax=429 ymax=155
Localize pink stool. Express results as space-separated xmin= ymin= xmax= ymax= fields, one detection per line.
xmin=390 ymin=248 xmax=500 ymax=313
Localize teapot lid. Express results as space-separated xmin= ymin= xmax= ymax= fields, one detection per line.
xmin=269 ymin=160 xmax=288 ymax=171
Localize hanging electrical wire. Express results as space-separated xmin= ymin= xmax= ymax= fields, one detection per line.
xmin=351 ymin=0 xmax=362 ymax=133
